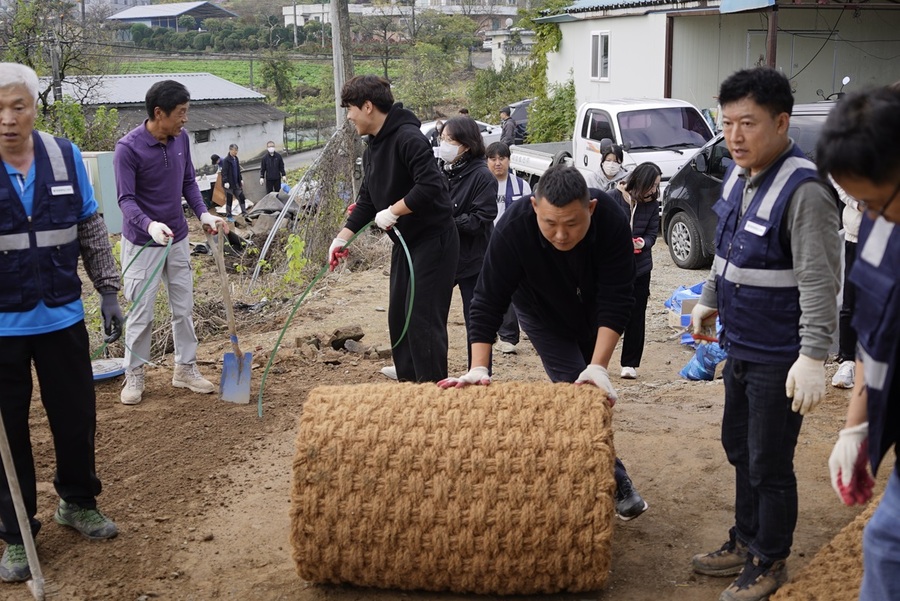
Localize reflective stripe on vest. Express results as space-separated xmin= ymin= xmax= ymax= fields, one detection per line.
xmin=715 ymin=255 xmax=798 ymax=288
xmin=859 ymin=346 xmax=889 ymax=391
xmin=756 ymin=156 xmax=816 ymax=221
xmin=37 ymin=131 xmax=69 ymax=182
xmin=861 ymin=218 xmax=893 ymax=267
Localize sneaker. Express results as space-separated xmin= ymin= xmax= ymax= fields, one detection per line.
xmin=0 ymin=544 xmax=30 ymax=583
xmin=54 ymin=500 xmax=118 ymax=540
xmin=692 ymin=538 xmax=749 ymax=576
xmin=226 ymin=216 xmax=236 ymax=223
xmin=172 ymin=363 xmax=215 ymax=394
xmin=614 ymin=474 xmax=648 ymax=521
xmin=121 ymin=368 xmax=145 ymax=405
xmin=621 ymin=366 xmax=637 ymax=379
xmin=496 ymin=341 xmax=517 ymax=354
xmin=719 ymin=557 xmax=787 ymax=601
xmin=831 ymin=360 xmax=855 ymax=389
xmin=380 ymin=365 xmax=398 ymax=380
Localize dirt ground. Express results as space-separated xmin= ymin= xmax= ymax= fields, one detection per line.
xmin=4 ymin=230 xmax=883 ymax=601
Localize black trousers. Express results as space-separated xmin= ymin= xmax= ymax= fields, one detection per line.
xmin=838 ymin=239 xmax=858 ymax=363
xmin=225 ymin=188 xmax=247 ymax=217
xmin=390 ymin=228 xmax=459 ymax=383
xmin=265 ymin=178 xmax=282 ymax=194
xmin=0 ymin=321 xmax=101 ymax=544
xmin=456 ymin=273 xmax=492 ymax=374
xmin=497 ymin=304 xmax=520 ymax=345
xmin=621 ymin=271 xmax=651 ymax=368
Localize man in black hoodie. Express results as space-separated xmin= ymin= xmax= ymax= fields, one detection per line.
xmin=329 ymin=75 xmax=460 ymax=382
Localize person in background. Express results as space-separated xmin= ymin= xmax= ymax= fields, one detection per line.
xmin=259 ymin=141 xmax=286 ymax=194
xmin=689 ymin=67 xmax=841 ymax=601
xmin=590 ymin=143 xmax=629 ymax=193
xmin=831 ymin=181 xmax=863 ymax=389
xmin=222 ymin=143 xmax=248 ymax=223
xmin=440 ymin=116 xmax=498 ymax=372
xmin=437 ymin=165 xmax=648 ymax=522
xmin=608 ymin=162 xmax=661 ymax=379
xmin=330 ymin=75 xmax=459 ymax=383
xmin=0 ymin=63 xmax=121 ymax=584
xmin=458 ymin=108 xmax=470 ymax=117
xmin=430 ymin=120 xmax=444 ymax=148
xmin=114 ymin=79 xmax=227 ymax=406
xmin=818 ymin=83 xmax=900 ymax=601
xmin=499 ymin=107 xmax=516 ymax=147
xmin=486 ymin=141 xmax=531 ymax=354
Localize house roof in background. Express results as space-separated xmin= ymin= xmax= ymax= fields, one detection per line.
xmin=538 ymin=0 xmax=714 ymax=18
xmin=107 ymin=1 xmax=237 ymax=21
xmin=112 ymin=103 xmax=288 ymax=134
xmin=40 ymin=73 xmax=264 ymax=105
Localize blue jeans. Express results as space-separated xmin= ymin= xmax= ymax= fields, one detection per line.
xmin=722 ymin=358 xmax=803 ymax=563
xmin=861 ymin=467 xmax=900 ymax=601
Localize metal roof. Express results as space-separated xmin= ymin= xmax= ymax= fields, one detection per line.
xmin=107 ymin=1 xmax=237 ymax=20
xmin=41 ymin=73 xmax=264 ymax=105
xmin=535 ymin=0 xmax=713 ymax=19
xmin=113 ymin=103 xmax=288 ymax=134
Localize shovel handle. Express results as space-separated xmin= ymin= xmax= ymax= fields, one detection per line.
xmin=209 ymin=227 xmax=244 ymax=359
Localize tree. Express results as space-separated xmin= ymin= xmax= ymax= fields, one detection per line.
xmin=394 ymin=42 xmax=457 ymax=118
xmin=351 ymin=1 xmax=404 ymax=79
xmin=468 ymin=61 xmax=533 ymax=121
xmin=526 ymin=77 xmax=575 ymax=143
xmin=260 ymin=51 xmax=297 ymax=106
xmin=35 ymin=98 xmax=120 ymax=152
xmin=177 ymin=15 xmax=196 ymax=31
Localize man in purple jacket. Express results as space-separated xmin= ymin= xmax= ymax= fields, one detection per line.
xmin=114 ymin=79 xmax=227 ymax=405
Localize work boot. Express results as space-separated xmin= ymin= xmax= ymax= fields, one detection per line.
xmin=172 ymin=363 xmax=215 ymax=394
xmin=0 ymin=544 xmax=30 ymax=583
xmin=54 ymin=500 xmax=118 ymax=540
xmin=831 ymin=360 xmax=855 ymax=389
xmin=692 ymin=538 xmax=749 ymax=576
xmin=120 ymin=367 xmax=145 ymax=405
xmin=719 ymin=556 xmax=787 ymax=601
xmin=614 ymin=473 xmax=648 ymax=521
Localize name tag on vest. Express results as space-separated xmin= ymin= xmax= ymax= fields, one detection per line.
xmin=744 ymin=221 xmax=767 ymax=236
xmin=50 ymin=185 xmax=75 ymax=196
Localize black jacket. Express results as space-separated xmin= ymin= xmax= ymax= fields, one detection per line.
xmin=500 ymin=118 xmax=516 ymax=146
xmin=469 ymin=189 xmax=635 ymax=345
xmin=446 ymin=157 xmax=498 ymax=279
xmin=222 ymin=154 xmax=242 ymax=189
xmin=260 ymin=152 xmax=285 ymax=181
xmin=608 ymin=188 xmax=659 ymax=277
xmin=345 ymin=103 xmax=454 ymax=247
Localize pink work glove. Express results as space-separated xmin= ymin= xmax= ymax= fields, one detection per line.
xmin=828 ymin=422 xmax=875 ymax=506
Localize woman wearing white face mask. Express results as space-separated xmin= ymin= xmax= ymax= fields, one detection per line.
xmin=440 ymin=116 xmax=498 ymax=373
xmin=590 ymin=144 xmax=628 ymax=192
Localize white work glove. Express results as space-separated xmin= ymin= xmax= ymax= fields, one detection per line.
xmin=375 ymin=206 xmax=399 ymax=231
xmin=632 ymin=237 xmax=645 ymax=250
xmin=200 ymin=212 xmax=227 ymax=235
xmin=224 ymin=182 xmax=230 ymax=189
xmin=690 ymin=302 xmax=718 ymax=337
xmin=575 ymin=364 xmax=618 ymax=406
xmin=328 ymin=237 xmax=349 ymax=271
xmin=828 ymin=422 xmax=874 ymax=506
xmin=147 ymin=221 xmax=173 ymax=245
xmin=436 ymin=366 xmax=491 ymax=389
xmin=785 ymin=354 xmax=825 ymax=415
xmin=259 ymin=178 xmax=265 ymax=186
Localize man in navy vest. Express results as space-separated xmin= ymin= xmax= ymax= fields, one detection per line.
xmin=689 ymin=68 xmax=842 ymax=601
xmin=818 ymin=84 xmax=900 ymax=601
xmin=0 ymin=63 xmax=123 ymax=584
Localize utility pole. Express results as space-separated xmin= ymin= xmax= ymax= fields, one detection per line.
xmin=50 ymin=36 xmax=63 ymax=104
xmin=293 ymin=0 xmax=298 ymax=47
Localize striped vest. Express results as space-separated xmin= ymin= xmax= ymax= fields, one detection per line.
xmin=712 ymin=145 xmax=818 ymax=363
xmin=850 ymin=215 xmax=900 ymax=476
xmin=0 ymin=131 xmax=84 ymax=311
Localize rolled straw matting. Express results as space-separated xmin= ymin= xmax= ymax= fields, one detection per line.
xmin=290 ymin=382 xmax=617 ymax=594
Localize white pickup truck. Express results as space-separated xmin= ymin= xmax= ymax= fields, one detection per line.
xmin=509 ymin=98 xmax=715 ymax=192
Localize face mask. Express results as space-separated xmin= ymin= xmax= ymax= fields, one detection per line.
xmin=267 ymin=147 xmax=275 ymax=154
xmin=642 ymin=189 xmax=659 ymax=202
xmin=602 ymin=161 xmax=621 ymax=177
xmin=439 ymin=140 xmax=460 ymax=163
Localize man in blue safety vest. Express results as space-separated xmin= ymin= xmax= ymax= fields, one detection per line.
xmin=689 ymin=67 xmax=842 ymax=601
xmin=818 ymin=83 xmax=900 ymax=601
xmin=0 ymin=63 xmax=123 ymax=585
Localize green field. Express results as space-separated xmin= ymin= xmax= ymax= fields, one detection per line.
xmin=118 ymin=59 xmax=331 ymax=89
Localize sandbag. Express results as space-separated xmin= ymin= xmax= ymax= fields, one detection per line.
xmin=291 ymin=382 xmax=617 ymax=595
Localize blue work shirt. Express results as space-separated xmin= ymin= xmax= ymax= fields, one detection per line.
xmin=0 ymin=143 xmax=98 ymax=336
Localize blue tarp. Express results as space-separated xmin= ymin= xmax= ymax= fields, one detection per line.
xmin=719 ymin=0 xmax=775 ymax=14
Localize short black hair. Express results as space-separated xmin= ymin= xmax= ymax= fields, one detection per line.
xmin=718 ymin=67 xmax=793 ymax=118
xmin=458 ymin=108 xmax=469 ymax=115
xmin=817 ymin=85 xmax=900 ymax=185
xmin=500 ymin=106 xmax=511 ymax=116
xmin=624 ymin=162 xmax=662 ymax=202
xmin=145 ymin=80 xmax=190 ymax=120
xmin=486 ymin=141 xmax=510 ymax=159
xmin=443 ymin=116 xmax=485 ymax=159
xmin=210 ymin=154 xmax=220 ymax=165
xmin=534 ymin=165 xmax=589 ymax=207
xmin=340 ymin=75 xmax=394 ymax=113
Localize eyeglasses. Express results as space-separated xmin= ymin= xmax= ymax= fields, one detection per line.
xmin=857 ymin=179 xmax=900 ymax=218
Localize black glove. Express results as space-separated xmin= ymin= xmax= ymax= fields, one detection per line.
xmin=100 ymin=292 xmax=123 ymax=343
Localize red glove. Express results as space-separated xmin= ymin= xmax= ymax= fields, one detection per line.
xmin=829 ymin=423 xmax=875 ymax=506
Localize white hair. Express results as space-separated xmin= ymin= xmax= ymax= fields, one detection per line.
xmin=0 ymin=63 xmax=39 ymax=107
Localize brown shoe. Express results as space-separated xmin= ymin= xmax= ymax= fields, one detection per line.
xmin=719 ymin=557 xmax=788 ymax=601
xmin=692 ymin=538 xmax=749 ymax=576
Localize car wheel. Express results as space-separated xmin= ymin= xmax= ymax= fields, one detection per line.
xmin=667 ymin=212 xmax=710 ymax=269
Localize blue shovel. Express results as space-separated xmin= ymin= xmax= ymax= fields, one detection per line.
xmin=209 ymin=226 xmax=252 ymax=404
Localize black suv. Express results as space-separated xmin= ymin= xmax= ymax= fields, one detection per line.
xmin=661 ymin=102 xmax=835 ymax=269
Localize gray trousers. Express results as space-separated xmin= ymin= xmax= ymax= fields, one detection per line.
xmin=121 ymin=237 xmax=199 ymax=372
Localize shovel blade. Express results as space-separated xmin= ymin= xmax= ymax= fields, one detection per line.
xmin=220 ymin=352 xmax=253 ymax=404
